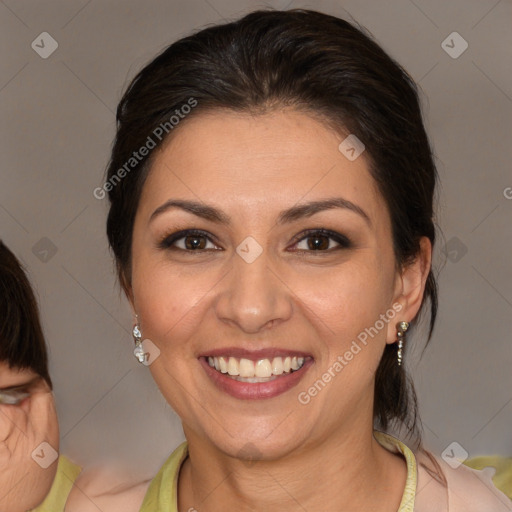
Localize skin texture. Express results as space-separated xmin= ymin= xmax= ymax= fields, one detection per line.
xmin=0 ymin=362 xmax=59 ymax=512
xmin=69 ymin=109 xmax=431 ymax=511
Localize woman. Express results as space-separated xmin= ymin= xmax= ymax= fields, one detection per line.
xmin=0 ymin=240 xmax=81 ymax=511
xmin=72 ymin=9 xmax=511 ymax=511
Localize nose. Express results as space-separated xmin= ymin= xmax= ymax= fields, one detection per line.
xmin=214 ymin=249 xmax=293 ymax=334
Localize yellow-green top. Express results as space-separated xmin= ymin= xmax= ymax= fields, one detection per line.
xmin=464 ymin=456 xmax=512 ymax=500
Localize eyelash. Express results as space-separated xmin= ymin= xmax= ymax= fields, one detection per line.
xmin=157 ymin=228 xmax=352 ymax=254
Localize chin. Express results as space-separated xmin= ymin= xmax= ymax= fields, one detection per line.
xmin=201 ymin=422 xmax=308 ymax=463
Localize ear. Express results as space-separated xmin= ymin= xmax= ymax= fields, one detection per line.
xmin=386 ymin=237 xmax=432 ymax=344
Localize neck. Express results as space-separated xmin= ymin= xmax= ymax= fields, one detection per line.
xmin=178 ymin=418 xmax=407 ymax=512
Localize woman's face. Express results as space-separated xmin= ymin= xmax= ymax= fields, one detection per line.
xmin=130 ymin=110 xmax=414 ymax=458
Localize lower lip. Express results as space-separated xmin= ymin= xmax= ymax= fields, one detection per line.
xmin=199 ymin=357 xmax=313 ymax=400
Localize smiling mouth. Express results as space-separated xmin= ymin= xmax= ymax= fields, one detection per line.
xmin=204 ymin=355 xmax=310 ymax=383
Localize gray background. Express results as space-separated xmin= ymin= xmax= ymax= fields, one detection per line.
xmin=1 ymin=0 xmax=511 ymax=476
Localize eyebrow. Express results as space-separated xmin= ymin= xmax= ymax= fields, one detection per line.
xmin=0 ymin=375 xmax=41 ymax=392
xmin=149 ymin=197 xmax=371 ymax=227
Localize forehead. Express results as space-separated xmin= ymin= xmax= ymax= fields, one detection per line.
xmin=139 ymin=109 xmax=386 ymax=224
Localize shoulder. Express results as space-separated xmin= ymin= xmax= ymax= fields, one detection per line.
xmin=415 ymin=448 xmax=512 ymax=512
xmin=65 ymin=463 xmax=151 ymax=512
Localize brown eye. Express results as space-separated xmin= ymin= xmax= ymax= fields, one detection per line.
xmin=183 ymin=234 xmax=207 ymax=250
xmin=158 ymin=229 xmax=221 ymax=252
xmin=305 ymin=235 xmax=330 ymax=250
xmin=292 ymin=229 xmax=351 ymax=252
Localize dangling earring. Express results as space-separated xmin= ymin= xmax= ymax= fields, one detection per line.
xmin=133 ymin=322 xmax=145 ymax=364
xmin=396 ymin=321 xmax=409 ymax=367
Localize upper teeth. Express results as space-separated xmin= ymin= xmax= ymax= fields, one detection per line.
xmin=207 ymin=356 xmax=305 ymax=378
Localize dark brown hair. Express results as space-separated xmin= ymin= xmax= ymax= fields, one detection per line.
xmin=105 ymin=9 xmax=438 ymax=444
xmin=0 ymin=240 xmax=52 ymax=388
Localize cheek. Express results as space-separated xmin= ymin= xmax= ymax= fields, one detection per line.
xmin=299 ymin=260 xmax=393 ymax=334
xmin=298 ymin=261 xmax=397 ymax=390
xmin=131 ymin=256 xmax=218 ymax=349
